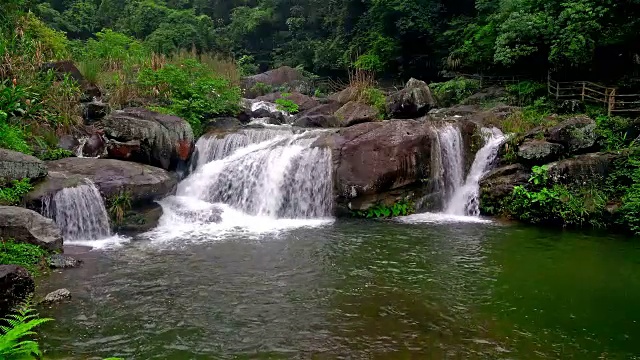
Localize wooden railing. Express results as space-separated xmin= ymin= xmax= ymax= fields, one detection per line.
xmin=548 ymin=75 xmax=640 ymax=116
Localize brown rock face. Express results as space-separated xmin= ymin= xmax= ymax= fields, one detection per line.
xmin=334 ymin=101 xmax=379 ymax=127
xmin=0 ymin=206 xmax=63 ymax=251
xmin=386 ymin=78 xmax=436 ymax=119
xmin=41 ymin=60 xmax=101 ymax=101
xmin=315 ymin=120 xmax=435 ymax=203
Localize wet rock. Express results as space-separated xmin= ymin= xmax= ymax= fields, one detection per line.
xmin=293 ymin=114 xmax=340 ymax=128
xmin=0 ymin=206 xmax=63 ymax=251
xmin=297 ymin=101 xmax=342 ymax=117
xmin=0 ymin=265 xmax=34 ymax=317
xmin=161 ymin=196 xmax=223 ymax=224
xmin=82 ymin=100 xmax=110 ymax=123
xmin=26 ymin=158 xmax=178 ymax=210
xmin=58 ymin=135 xmax=80 ymax=152
xmin=517 ymin=140 xmax=565 ymax=164
xmin=113 ymin=204 xmax=164 ymax=233
xmin=41 ymin=61 xmax=101 ymax=101
xmin=82 ymin=133 xmax=106 ymax=157
xmin=106 ymin=139 xmax=141 ymax=160
xmin=479 ymin=164 xmax=531 ymax=204
xmin=546 ymin=152 xmax=619 ymax=186
xmin=203 ymin=117 xmax=243 ymax=134
xmin=546 ymin=116 xmax=597 ymax=154
xmin=315 ymin=120 xmax=434 ymax=203
xmin=334 ymin=101 xmax=379 ymax=127
xmin=0 ymin=149 xmax=47 ymax=186
xmin=100 ymin=108 xmax=195 ymax=170
xmin=255 ymin=92 xmax=319 ymax=113
xmin=47 ymin=254 xmax=83 ymax=269
xmin=41 ymin=288 xmax=71 ymax=304
xmin=386 ymin=78 xmax=436 ymax=119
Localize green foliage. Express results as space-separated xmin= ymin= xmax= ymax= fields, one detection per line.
xmin=0 ymin=179 xmax=33 ymax=206
xmin=506 ymin=81 xmax=546 ymax=106
xmin=108 ymin=192 xmax=132 ymax=224
xmin=237 ymin=55 xmax=259 ymax=76
xmin=0 ymin=240 xmax=47 ymax=275
xmin=355 ymin=200 xmax=414 ymax=218
xmin=138 ymin=59 xmax=241 ymax=135
xmin=494 ymin=98 xmax=554 ymax=134
xmin=0 ymin=301 xmax=52 ymax=360
xmin=354 ymin=54 xmax=383 ymax=73
xmin=361 ymin=87 xmax=386 ymax=119
xmin=249 ymin=82 xmax=273 ymax=97
xmin=38 ymin=148 xmax=73 ymax=161
xmin=275 ymin=93 xmax=299 ymax=114
xmin=0 ymin=113 xmax=31 ymax=154
xmin=84 ymin=29 xmax=149 ymax=69
xmin=430 ymin=77 xmax=480 ymax=107
xmin=595 ymin=115 xmax=634 ymax=151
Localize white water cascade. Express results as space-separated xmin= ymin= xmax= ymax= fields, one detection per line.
xmin=444 ymin=127 xmax=505 ymax=216
xmin=434 ymin=125 xmax=465 ymax=204
xmin=178 ymin=130 xmax=333 ymax=219
xmin=43 ymin=179 xmax=112 ymax=241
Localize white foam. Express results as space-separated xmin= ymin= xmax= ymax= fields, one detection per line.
xmin=396 ymin=212 xmax=493 ymax=224
xmin=65 ymin=234 xmax=131 ymax=249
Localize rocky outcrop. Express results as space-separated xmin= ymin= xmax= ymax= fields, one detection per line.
xmin=82 ymin=132 xmax=107 ymax=157
xmin=242 ymin=66 xmax=307 ymax=98
xmin=329 ymin=87 xmax=359 ymax=105
xmin=386 ymin=78 xmax=436 ymax=119
xmin=113 ymin=204 xmax=164 ymax=233
xmin=546 ymin=152 xmax=619 ymax=186
xmin=0 ymin=265 xmax=34 ymax=317
xmin=546 ymin=116 xmax=597 ymax=154
xmin=479 ymin=164 xmax=531 ymax=212
xmin=315 ymin=120 xmax=434 ymax=210
xmin=298 ymin=101 xmax=342 ymax=117
xmin=0 ymin=149 xmax=47 ymax=186
xmin=82 ymin=100 xmax=110 ymax=123
xmin=0 ymin=206 xmax=63 ymax=251
xmin=203 ymin=117 xmax=244 ymax=135
xmin=294 ymin=114 xmax=340 ymax=128
xmin=255 ymin=92 xmax=319 ymax=112
xmin=334 ymin=101 xmax=379 ymax=127
xmin=100 ymin=108 xmax=195 ymax=170
xmin=41 ymin=61 xmax=101 ymax=102
xmin=517 ymin=140 xmax=564 ymax=164
xmin=26 ymin=158 xmax=178 ymax=210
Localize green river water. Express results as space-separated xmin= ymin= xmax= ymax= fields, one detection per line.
xmin=38 ymin=218 xmax=640 ymax=359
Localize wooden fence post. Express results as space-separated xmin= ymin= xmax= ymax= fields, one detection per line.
xmin=581 ymin=82 xmax=585 ymax=102
xmin=608 ymin=89 xmax=616 ymax=116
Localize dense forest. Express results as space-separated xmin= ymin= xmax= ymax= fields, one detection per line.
xmin=6 ymin=0 xmax=640 ymax=82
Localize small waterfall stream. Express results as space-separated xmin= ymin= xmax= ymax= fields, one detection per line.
xmin=43 ymin=179 xmax=111 ymax=241
xmin=435 ymin=125 xmax=465 ymax=204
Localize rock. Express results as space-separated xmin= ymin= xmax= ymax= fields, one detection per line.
xmin=0 ymin=265 xmax=34 ymax=317
xmin=41 ymin=61 xmax=101 ymax=101
xmin=26 ymin=158 xmax=178 ymax=209
xmin=0 ymin=206 xmax=63 ymax=251
xmin=315 ymin=120 xmax=434 ymax=205
xmin=58 ymin=135 xmax=80 ymax=152
xmin=479 ymin=164 xmax=531 ymax=215
xmin=557 ymin=99 xmax=586 ymax=114
xmin=106 ymin=139 xmax=141 ymax=160
xmin=546 ymin=152 xmax=620 ymax=186
xmin=100 ymin=108 xmax=195 ymax=170
xmin=462 ymin=86 xmax=507 ymax=105
xmin=203 ymin=117 xmax=243 ymax=134
xmin=297 ymin=101 xmax=342 ymax=117
xmin=82 ymin=100 xmax=109 ymax=123
xmin=255 ymin=92 xmax=319 ymax=112
xmin=329 ymin=87 xmax=359 ymax=105
xmin=47 ymin=254 xmax=82 ymax=269
xmin=0 ymin=149 xmax=47 ymax=186
xmin=113 ymin=204 xmax=164 ymax=233
xmin=334 ymin=101 xmax=379 ymax=127
xmin=386 ymin=78 xmax=436 ymax=119
xmin=517 ymin=140 xmax=565 ymax=164
xmin=81 ymin=133 xmax=107 ymax=157
xmin=242 ymin=66 xmax=307 ymax=98
xmin=293 ymin=114 xmax=340 ymax=128
xmin=41 ymin=288 xmax=71 ymax=304
xmin=546 ymin=116 xmax=597 ymax=154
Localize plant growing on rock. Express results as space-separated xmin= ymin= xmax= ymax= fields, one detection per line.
xmin=275 ymin=93 xmax=299 ymax=114
xmin=108 ymin=192 xmax=132 ymax=224
xmin=0 ymin=179 xmax=33 ymax=206
xmin=355 ymin=199 xmax=414 ymax=218
xmin=0 ymin=240 xmax=47 ymax=275
xmin=38 ymin=148 xmax=73 ymax=161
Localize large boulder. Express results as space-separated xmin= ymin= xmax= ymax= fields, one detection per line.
xmin=294 ymin=114 xmax=340 ymax=128
xmin=329 ymin=87 xmax=359 ymax=105
xmin=0 ymin=206 xmax=63 ymax=251
xmin=546 ymin=116 xmax=597 ymax=154
xmin=26 ymin=158 xmax=178 ymax=210
xmin=334 ymin=101 xmax=379 ymax=127
xmin=517 ymin=140 xmax=565 ymax=164
xmin=314 ymin=120 xmax=435 ymax=209
xmin=298 ymin=101 xmax=342 ymax=117
xmin=255 ymin=92 xmax=319 ymax=113
xmin=386 ymin=78 xmax=436 ymax=119
xmin=546 ymin=152 xmax=619 ymax=186
xmin=242 ymin=66 xmax=307 ymax=98
xmin=0 ymin=149 xmax=47 ymax=186
xmin=203 ymin=117 xmax=243 ymax=135
xmin=100 ymin=108 xmax=195 ymax=170
xmin=0 ymin=265 xmax=34 ymax=317
xmin=41 ymin=60 xmax=101 ymax=102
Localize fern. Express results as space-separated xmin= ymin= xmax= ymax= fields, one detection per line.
xmin=0 ymin=301 xmax=52 ymax=360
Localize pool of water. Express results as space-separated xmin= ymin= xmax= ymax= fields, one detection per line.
xmin=38 ymin=218 xmax=640 ymax=359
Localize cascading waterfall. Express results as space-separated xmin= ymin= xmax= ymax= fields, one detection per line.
xmin=190 ymin=128 xmax=292 ymax=171
xmin=444 ymin=127 xmax=505 ymax=216
xmin=435 ymin=125 xmax=465 ymax=203
xmin=43 ymin=179 xmax=111 ymax=240
xmin=179 ymin=130 xmax=333 ymax=219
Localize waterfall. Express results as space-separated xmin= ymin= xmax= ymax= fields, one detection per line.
xmin=43 ymin=179 xmax=111 ymax=241
xmin=190 ymin=128 xmax=292 ymax=171
xmin=435 ymin=125 xmax=465 ymax=204
xmin=444 ymin=127 xmax=505 ymax=216
xmin=179 ymin=130 xmax=333 ymax=219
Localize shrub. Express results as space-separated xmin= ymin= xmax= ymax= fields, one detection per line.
xmin=275 ymin=93 xmax=299 ymax=114
xmin=595 ymin=115 xmax=633 ymax=151
xmin=505 ymin=81 xmax=546 ymax=106
xmin=38 ymin=148 xmax=73 ymax=161
xmin=0 ymin=179 xmax=33 ymax=206
xmin=237 ymin=54 xmax=258 ymax=76
xmin=0 ymin=240 xmax=47 ymax=275
xmin=0 ymin=301 xmax=52 ymax=360
xmin=355 ymin=199 xmax=414 ymax=218
xmin=108 ymin=192 xmax=132 ymax=224
xmin=0 ymin=113 xmax=31 ymax=154
xmin=361 ymin=87 xmax=386 ymax=119
xmin=430 ymin=77 xmax=480 ymax=107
